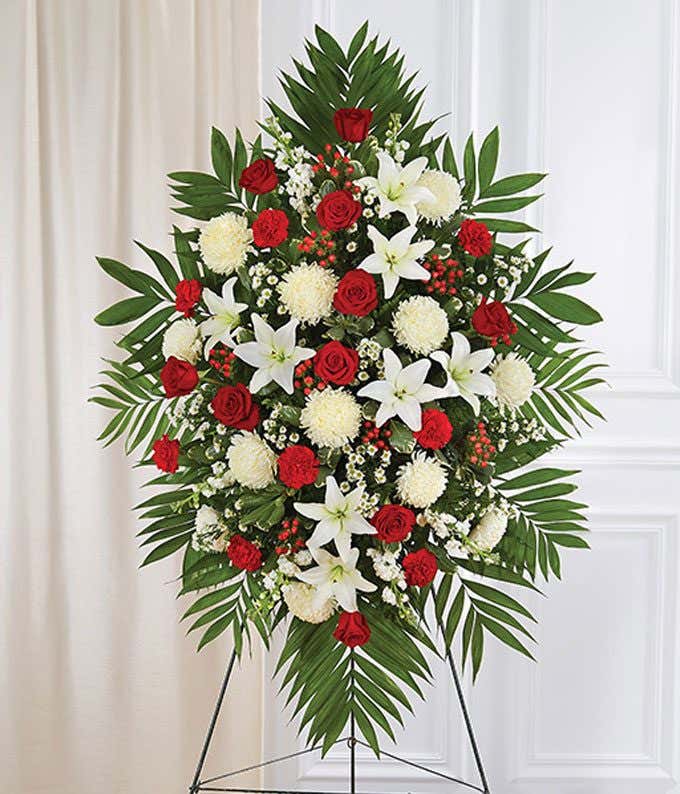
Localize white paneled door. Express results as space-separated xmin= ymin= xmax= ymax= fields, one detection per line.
xmin=259 ymin=1 xmax=680 ymax=791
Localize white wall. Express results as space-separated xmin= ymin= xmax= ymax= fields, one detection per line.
xmin=260 ymin=1 xmax=680 ymax=791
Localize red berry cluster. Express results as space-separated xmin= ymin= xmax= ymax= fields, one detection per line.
xmin=360 ymin=420 xmax=392 ymax=450
xmin=423 ymin=254 xmax=464 ymax=297
xmin=275 ymin=518 xmax=306 ymax=556
xmin=209 ymin=344 xmax=236 ymax=377
xmin=465 ymin=421 xmax=496 ymax=468
xmin=294 ymin=358 xmax=327 ymax=395
xmin=313 ymin=144 xmax=359 ymax=189
xmin=297 ymin=228 xmax=337 ymax=267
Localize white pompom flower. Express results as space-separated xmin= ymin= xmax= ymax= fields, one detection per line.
xmin=392 ymin=295 xmax=449 ymax=355
xmin=415 ymin=169 xmax=462 ymax=222
xmin=491 ymin=353 xmax=535 ymax=409
xmin=162 ymin=318 xmax=202 ymax=364
xmin=199 ymin=211 xmax=253 ymax=275
xmin=226 ymin=432 xmax=276 ymax=490
xmin=468 ymin=507 xmax=508 ymax=550
xmin=283 ymin=582 xmax=335 ymax=624
xmin=278 ymin=263 xmax=338 ymax=325
xmin=300 ymin=388 xmax=361 ymax=449
xmin=396 ymin=452 xmax=448 ymax=508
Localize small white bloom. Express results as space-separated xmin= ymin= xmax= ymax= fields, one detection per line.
xmin=415 ymin=169 xmax=462 ymax=222
xmin=162 ymin=318 xmax=202 ymax=364
xmin=392 ymin=295 xmax=449 ymax=355
xmin=491 ymin=353 xmax=535 ymax=409
xmin=469 ymin=507 xmax=508 ymax=550
xmin=278 ymin=263 xmax=338 ymax=325
xmin=396 ymin=452 xmax=447 ymax=508
xmin=296 ymin=547 xmax=377 ymax=612
xmin=199 ymin=212 xmax=252 ymax=275
xmin=431 ymin=332 xmax=496 ymax=415
xmin=283 ymin=582 xmax=335 ymax=623
xmin=357 ymin=152 xmax=433 ymax=224
xmin=382 ymin=587 xmax=397 ymax=606
xmin=226 ymin=432 xmax=276 ymax=490
xmin=359 ymin=225 xmax=433 ymax=299
xmin=199 ymin=277 xmax=248 ymax=358
xmin=300 ymin=388 xmax=361 ymax=449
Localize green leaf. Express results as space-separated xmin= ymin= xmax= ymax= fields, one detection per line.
xmin=528 ymin=292 xmax=603 ymax=325
xmin=477 ymin=127 xmax=499 ymax=193
xmin=211 ymin=127 xmax=232 ymax=184
xmin=462 ymin=133 xmax=476 ymax=201
xmin=95 ymin=296 xmax=158 ymax=326
xmin=97 ymin=257 xmax=168 ymax=299
xmin=479 ymin=172 xmax=546 ymax=199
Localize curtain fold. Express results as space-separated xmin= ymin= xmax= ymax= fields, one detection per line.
xmin=0 ymin=2 xmax=262 ymax=791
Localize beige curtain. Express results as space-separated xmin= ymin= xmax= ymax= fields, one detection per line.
xmin=0 ymin=2 xmax=263 ymax=791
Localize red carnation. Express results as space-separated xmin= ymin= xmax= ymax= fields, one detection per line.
xmin=333 ymin=270 xmax=378 ymax=317
xmin=457 ymin=219 xmax=493 ymax=257
xmin=252 ymin=208 xmax=289 ymax=248
xmin=414 ymin=408 xmax=453 ymax=450
xmin=152 ymin=434 xmax=180 ymax=473
xmin=175 ymin=278 xmax=202 ymax=317
xmin=314 ymin=341 xmax=359 ymax=385
xmin=371 ymin=504 xmax=416 ymax=543
xmin=471 ymin=298 xmax=518 ymax=345
xmin=333 ymin=611 xmax=371 ymax=648
xmin=278 ymin=445 xmax=320 ymax=489
xmin=160 ymin=356 xmax=198 ymax=398
xmin=227 ymin=535 xmax=262 ymax=572
xmin=316 ymin=190 xmax=362 ymax=231
xmin=238 ymin=157 xmax=278 ymax=195
xmin=402 ymin=549 xmax=438 ymax=587
xmin=333 ymin=108 xmax=373 ymax=143
xmin=211 ymin=384 xmax=260 ymax=431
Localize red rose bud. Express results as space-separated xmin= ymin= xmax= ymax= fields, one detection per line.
xmin=316 ymin=190 xmax=362 ymax=231
xmin=471 ymin=298 xmax=517 ymax=344
xmin=160 ymin=356 xmax=199 ymax=398
xmin=314 ymin=340 xmax=359 ymax=385
xmin=333 ymin=611 xmax=371 ymax=648
xmin=457 ymin=218 xmax=492 ymax=258
xmin=238 ymin=157 xmax=278 ymax=195
xmin=333 ymin=108 xmax=373 ymax=143
xmin=277 ymin=445 xmax=320 ymax=489
xmin=252 ymin=208 xmax=289 ymax=248
xmin=402 ymin=548 xmax=438 ymax=587
xmin=371 ymin=504 xmax=416 ymax=543
xmin=227 ymin=535 xmax=262 ymax=572
xmin=152 ymin=434 xmax=180 ymax=473
xmin=211 ymin=384 xmax=260 ymax=431
xmin=413 ymin=408 xmax=453 ymax=450
xmin=333 ymin=270 xmax=378 ymax=316
xmin=174 ymin=278 xmax=202 ymax=317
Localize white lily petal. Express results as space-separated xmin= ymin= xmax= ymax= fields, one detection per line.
xmin=351 ymin=569 xmax=377 ymax=594
xmin=358 ymin=253 xmax=386 ymax=274
xmin=249 ymin=367 xmax=272 ymax=394
xmin=357 ymin=380 xmax=394 ymax=403
xmin=468 ymin=348 xmax=495 ymax=372
xmin=398 ymin=358 xmax=430 ymax=392
xmin=294 ymin=502 xmax=328 ymax=522
xmin=396 ymin=397 xmax=423 ymax=431
xmin=324 ymin=476 xmax=345 ymax=512
xmin=406 ymin=238 xmax=435 ymax=259
xmin=334 ymin=530 xmax=352 ymax=563
xmin=297 ymin=568 xmax=329 ymax=586
xmin=345 ymin=515 xmax=377 ymax=536
xmin=251 ymin=313 xmax=275 ymax=346
xmin=382 ymin=348 xmax=402 ymax=383
xmin=395 ymin=260 xmax=430 ymax=282
xmin=233 ymin=341 xmax=269 ymax=369
xmin=381 ymin=270 xmax=400 ymax=299
xmin=399 ymin=155 xmax=428 ymax=184
xmin=389 ymin=225 xmax=417 ymax=258
xmin=467 ymin=373 xmax=496 ymax=396
xmin=415 ymin=383 xmax=446 ymax=403
xmin=461 ymin=391 xmax=481 ymax=415
xmin=366 ymin=225 xmax=388 ymax=254
xmin=333 ymin=579 xmax=358 ymax=612
xmin=202 ymin=288 xmax=224 ymax=316
xmin=308 ymin=519 xmax=339 ymax=550
xmin=274 ymin=317 xmax=298 ymax=351
xmin=374 ymin=402 xmax=397 ymax=428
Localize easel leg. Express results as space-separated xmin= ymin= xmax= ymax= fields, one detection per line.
xmin=349 ymin=652 xmax=356 ymax=794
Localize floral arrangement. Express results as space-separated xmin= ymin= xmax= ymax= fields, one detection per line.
xmin=93 ymin=23 xmax=605 ymax=754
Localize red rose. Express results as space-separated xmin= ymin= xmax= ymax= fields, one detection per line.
xmin=211 ymin=384 xmax=260 ymax=430
xmin=314 ymin=341 xmax=359 ymax=385
xmin=413 ymin=408 xmax=453 ymax=450
xmin=471 ymin=298 xmax=518 ymax=345
xmin=152 ymin=434 xmax=180 ymax=473
xmin=333 ymin=611 xmax=371 ymax=648
xmin=402 ymin=549 xmax=438 ymax=587
xmin=316 ymin=190 xmax=362 ymax=231
xmin=252 ymin=208 xmax=289 ymax=248
xmin=333 ymin=108 xmax=373 ymax=143
xmin=371 ymin=504 xmax=416 ymax=543
xmin=227 ymin=535 xmax=262 ymax=572
xmin=333 ymin=270 xmax=378 ymax=316
xmin=238 ymin=157 xmax=278 ymax=195
xmin=457 ymin=219 xmax=492 ymax=257
xmin=160 ymin=356 xmax=199 ymax=398
xmin=175 ymin=278 xmax=202 ymax=317
xmin=277 ymin=445 xmax=320 ymax=489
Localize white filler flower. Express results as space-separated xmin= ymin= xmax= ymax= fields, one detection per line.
xmin=278 ymin=263 xmax=338 ymax=325
xmin=199 ymin=277 xmax=248 ymax=358
xmin=491 ymin=353 xmax=535 ymax=409
xmin=226 ymin=432 xmax=276 ymax=490
xmin=358 ymin=348 xmax=443 ymax=431
xmin=359 ymin=225 xmax=434 ymax=299
xmin=294 ymin=476 xmax=376 ymax=560
xmin=392 ymin=295 xmax=449 ymax=355
xmin=300 ymin=388 xmax=361 ymax=448
xmin=415 ymin=169 xmax=461 ymax=222
xmin=199 ymin=211 xmax=253 ymax=275
xmin=234 ymin=314 xmax=315 ymax=394
xmin=162 ymin=318 xmax=202 ymax=364
xmin=431 ymin=331 xmax=496 ymax=415
xmin=283 ymin=583 xmax=335 ymax=624
xmin=468 ymin=507 xmax=508 ymax=550
xmin=357 ymin=151 xmax=434 ymax=224
xmin=396 ymin=452 xmax=448 ymax=508
xmin=296 ymin=547 xmax=377 ymax=612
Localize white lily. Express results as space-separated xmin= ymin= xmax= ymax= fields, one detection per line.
xmin=199 ymin=277 xmax=248 ymax=359
xmin=233 ymin=314 xmax=315 ymax=394
xmin=431 ymin=331 xmax=496 ymax=415
xmin=358 ymin=348 xmax=444 ymax=431
xmin=296 ymin=546 xmax=377 ymax=612
xmin=357 ymin=151 xmax=434 ymax=224
xmin=294 ymin=476 xmax=376 ymax=561
xmin=358 ymin=225 xmax=433 ymax=299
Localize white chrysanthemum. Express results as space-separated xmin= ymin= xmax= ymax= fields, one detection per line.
xmin=396 ymin=452 xmax=447 ymax=508
xmin=300 ymin=388 xmax=361 ymax=449
xmin=491 ymin=353 xmax=535 ymax=409
xmin=392 ymin=295 xmax=449 ymax=355
xmin=468 ymin=507 xmax=508 ymax=550
xmin=278 ymin=263 xmax=338 ymax=325
xmin=162 ymin=318 xmax=202 ymax=364
xmin=226 ymin=432 xmax=276 ymax=490
xmin=195 ymin=505 xmax=220 ymax=533
xmin=199 ymin=212 xmax=253 ymax=275
xmin=283 ymin=583 xmax=334 ymax=624
xmin=415 ymin=169 xmax=462 ymax=222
